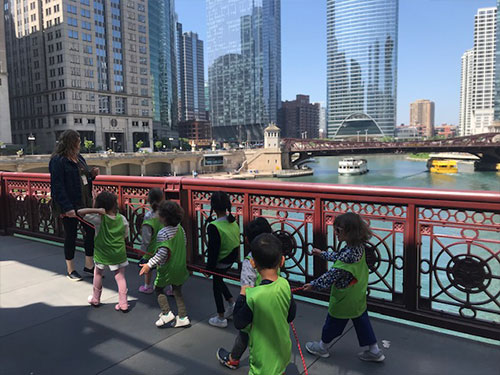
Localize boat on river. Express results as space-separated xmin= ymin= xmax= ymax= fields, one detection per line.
xmin=338 ymin=158 xmax=368 ymax=175
xmin=427 ymin=159 xmax=458 ymax=174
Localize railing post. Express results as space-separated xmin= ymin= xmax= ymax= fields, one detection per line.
xmin=181 ymin=184 xmax=196 ymax=265
xmin=0 ymin=172 xmax=6 ymax=235
xmin=403 ymin=203 xmax=419 ymax=311
xmin=312 ymin=196 xmax=327 ymax=282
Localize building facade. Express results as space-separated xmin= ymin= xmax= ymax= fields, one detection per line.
xmin=178 ymin=120 xmax=212 ymax=147
xmin=0 ymin=3 xmax=12 ymax=145
xmin=176 ymin=24 xmax=206 ymax=122
xmin=4 ymin=0 xmax=153 ymax=153
xmin=149 ymin=0 xmax=177 ymax=141
xmin=207 ymin=0 xmax=281 ymax=142
xmin=459 ymin=50 xmax=474 ymax=136
xmin=279 ymin=95 xmax=320 ymax=139
xmin=326 ymin=0 xmax=398 ymax=139
xmin=463 ymin=7 xmax=497 ymax=136
xmin=410 ymin=99 xmax=435 ymax=138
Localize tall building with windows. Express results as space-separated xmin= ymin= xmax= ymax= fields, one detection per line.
xmin=279 ymin=95 xmax=320 ymax=139
xmin=149 ymin=0 xmax=177 ymax=141
xmin=4 ymin=0 xmax=153 ymax=153
xmin=495 ymin=0 xmax=500 ymax=129
xmin=326 ymin=0 xmax=398 ymax=138
xmin=410 ymin=99 xmax=435 ymax=138
xmin=470 ymin=7 xmax=497 ymax=135
xmin=459 ymin=50 xmax=474 ymax=136
xmin=207 ymin=0 xmax=281 ymax=142
xmin=0 ymin=4 xmax=12 ymax=144
xmin=176 ymin=23 xmax=206 ymax=122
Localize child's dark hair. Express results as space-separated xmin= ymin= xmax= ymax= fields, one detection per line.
xmin=158 ymin=200 xmax=184 ymax=227
xmin=95 ymin=191 xmax=118 ymax=213
xmin=334 ymin=212 xmax=372 ymax=247
xmin=245 ymin=217 xmax=272 ymax=244
xmin=210 ymin=191 xmax=235 ymax=223
xmin=148 ymin=188 xmax=164 ymax=211
xmin=251 ymin=233 xmax=282 ymax=270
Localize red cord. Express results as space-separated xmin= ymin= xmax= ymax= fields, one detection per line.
xmin=291 ymin=322 xmax=309 ymax=375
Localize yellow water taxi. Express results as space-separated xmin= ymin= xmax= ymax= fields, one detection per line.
xmin=428 ymin=159 xmax=458 ymax=174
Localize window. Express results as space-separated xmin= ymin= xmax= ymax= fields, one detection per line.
xmin=67 ymin=4 xmax=77 ymax=14
xmin=87 ymin=118 xmax=95 ymax=124
xmin=67 ymin=17 xmax=78 ymax=27
xmin=68 ymin=30 xmax=79 ymax=39
xmin=81 ymin=8 xmax=90 ymax=18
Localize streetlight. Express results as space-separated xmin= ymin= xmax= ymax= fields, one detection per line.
xmin=109 ymin=135 xmax=117 ymax=152
xmin=28 ymin=134 xmax=36 ymax=155
xmin=364 ymin=129 xmax=368 ymax=142
xmin=357 ymin=130 xmax=360 ymax=142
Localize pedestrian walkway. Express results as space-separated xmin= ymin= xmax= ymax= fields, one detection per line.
xmin=1 ymin=236 xmax=498 ymax=375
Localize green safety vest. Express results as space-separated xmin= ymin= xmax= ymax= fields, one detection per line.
xmin=328 ymin=251 xmax=368 ymax=319
xmin=210 ymin=219 xmax=240 ymax=261
xmin=94 ymin=213 xmax=127 ymax=266
xmin=154 ymin=225 xmax=189 ymax=288
xmin=142 ymin=216 xmax=164 ymax=260
xmin=246 ymin=277 xmax=292 ymax=375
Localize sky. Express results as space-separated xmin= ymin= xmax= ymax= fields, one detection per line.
xmin=176 ymin=0 xmax=497 ymax=126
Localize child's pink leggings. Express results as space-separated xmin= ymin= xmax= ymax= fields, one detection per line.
xmin=92 ymin=267 xmax=128 ymax=309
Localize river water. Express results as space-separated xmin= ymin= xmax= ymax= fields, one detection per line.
xmin=277 ymin=154 xmax=499 ymax=191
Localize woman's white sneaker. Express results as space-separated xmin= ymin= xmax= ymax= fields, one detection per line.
xmin=208 ymin=316 xmax=228 ymax=328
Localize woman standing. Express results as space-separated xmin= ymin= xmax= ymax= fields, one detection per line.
xmin=49 ymin=130 xmax=98 ymax=280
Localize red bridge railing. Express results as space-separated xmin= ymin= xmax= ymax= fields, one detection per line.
xmin=1 ymin=172 xmax=499 ymax=339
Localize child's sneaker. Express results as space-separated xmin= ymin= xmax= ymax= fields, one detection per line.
xmin=216 ymin=347 xmax=240 ymax=370
xmin=138 ymin=285 xmax=154 ymax=294
xmin=305 ymin=341 xmax=330 ymax=358
xmin=171 ymin=316 xmax=191 ymax=328
xmin=155 ymin=311 xmax=175 ymax=327
xmin=224 ymin=302 xmax=235 ymax=319
xmin=208 ymin=316 xmax=228 ymax=328
xmin=357 ymin=350 xmax=385 ymax=362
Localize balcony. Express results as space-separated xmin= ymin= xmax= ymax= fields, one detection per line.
xmin=1 ymin=173 xmax=499 ymax=374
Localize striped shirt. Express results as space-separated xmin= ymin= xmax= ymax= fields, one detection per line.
xmin=147 ymin=225 xmax=186 ymax=268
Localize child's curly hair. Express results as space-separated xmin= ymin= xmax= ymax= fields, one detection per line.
xmin=334 ymin=212 xmax=372 ymax=247
xmin=148 ymin=188 xmax=164 ymax=211
xmin=158 ymin=200 xmax=184 ymax=227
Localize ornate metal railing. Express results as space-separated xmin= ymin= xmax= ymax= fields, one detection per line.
xmin=1 ymin=172 xmax=499 ymax=339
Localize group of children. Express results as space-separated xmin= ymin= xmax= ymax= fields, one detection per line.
xmin=75 ymin=188 xmax=385 ymax=375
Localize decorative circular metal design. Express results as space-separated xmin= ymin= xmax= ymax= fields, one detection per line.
xmin=447 ymin=255 xmax=490 ymax=293
xmin=273 ymin=230 xmax=297 ymax=258
xmin=364 ymin=242 xmax=380 ymax=273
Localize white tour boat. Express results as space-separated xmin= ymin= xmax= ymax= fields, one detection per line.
xmin=338 ymin=158 xmax=369 ymax=175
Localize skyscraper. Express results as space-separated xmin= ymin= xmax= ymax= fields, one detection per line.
xmin=279 ymin=95 xmax=320 ymax=139
xmin=495 ymin=0 xmax=500 ymax=127
xmin=0 ymin=3 xmax=12 ymax=144
xmin=459 ymin=50 xmax=474 ymax=136
xmin=326 ymin=0 xmax=398 ymax=138
xmin=4 ymin=0 xmax=153 ymax=153
xmin=177 ymin=24 xmax=206 ymax=122
xmin=149 ymin=0 xmax=178 ymax=140
xmin=207 ymin=0 xmax=281 ymax=142
xmin=470 ymin=7 xmax=497 ymax=135
xmin=410 ymin=99 xmax=435 ymax=138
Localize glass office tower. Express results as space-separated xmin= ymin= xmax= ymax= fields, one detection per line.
xmin=149 ymin=0 xmax=178 ymax=140
xmin=327 ymin=0 xmax=398 ymax=138
xmin=207 ymin=0 xmax=281 ymax=142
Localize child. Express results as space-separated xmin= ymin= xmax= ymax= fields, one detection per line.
xmin=304 ymin=212 xmax=385 ymax=362
xmin=217 ymin=217 xmax=273 ymax=369
xmin=233 ymin=233 xmax=296 ymax=375
xmin=139 ymin=200 xmax=190 ymax=328
xmin=207 ymin=191 xmax=240 ymax=328
xmin=138 ymin=188 xmax=165 ymax=294
xmin=77 ymin=191 xmax=130 ymax=312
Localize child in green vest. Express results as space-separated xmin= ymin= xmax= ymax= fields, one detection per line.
xmin=217 ymin=217 xmax=273 ymax=369
xmin=304 ymin=212 xmax=385 ymax=362
xmin=77 ymin=191 xmax=130 ymax=312
xmin=138 ymin=188 xmax=165 ymax=294
xmin=207 ymin=191 xmax=240 ymax=328
xmin=139 ymin=200 xmax=190 ymax=328
xmin=233 ymin=233 xmax=296 ymax=375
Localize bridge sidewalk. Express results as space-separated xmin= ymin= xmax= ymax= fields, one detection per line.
xmin=1 ymin=236 xmax=498 ymax=375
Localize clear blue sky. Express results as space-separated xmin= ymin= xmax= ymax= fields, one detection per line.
xmin=176 ymin=0 xmax=497 ymax=126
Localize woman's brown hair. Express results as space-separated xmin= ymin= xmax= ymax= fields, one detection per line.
xmin=334 ymin=212 xmax=372 ymax=247
xmin=52 ymin=130 xmax=80 ymax=159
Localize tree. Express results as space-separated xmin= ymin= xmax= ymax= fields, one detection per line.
xmin=84 ymin=139 xmax=94 ymax=153
xmin=179 ymin=138 xmax=191 ymax=151
xmin=154 ymin=140 xmax=163 ymax=151
xmin=135 ymin=140 xmax=144 ymax=151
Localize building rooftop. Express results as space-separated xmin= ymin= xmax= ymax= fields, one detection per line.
xmin=2 ymin=236 xmax=499 ymax=375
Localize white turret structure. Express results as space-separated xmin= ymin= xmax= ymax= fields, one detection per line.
xmin=264 ymin=123 xmax=281 ymax=149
